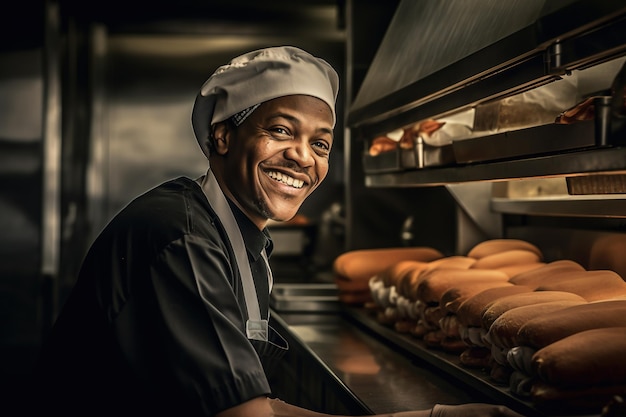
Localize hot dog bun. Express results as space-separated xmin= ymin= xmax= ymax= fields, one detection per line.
xmin=507 ymin=259 xmax=585 ymax=288
xmin=470 ymin=249 xmax=542 ymax=270
xmin=487 ymin=300 xmax=587 ymax=349
xmin=417 ymin=268 xmax=510 ymax=305
xmin=481 ymin=291 xmax=587 ymax=330
xmin=456 ymin=285 xmax=534 ymax=327
xmin=467 ymin=239 xmax=542 ymax=259
xmin=517 ymin=299 xmax=626 ymax=349
xmin=534 ymin=270 xmax=626 ymax=301
xmin=532 ymin=327 xmax=626 ymax=387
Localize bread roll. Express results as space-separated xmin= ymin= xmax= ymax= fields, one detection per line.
xmin=589 ymin=234 xmax=626 ymax=280
xmin=333 ymin=247 xmax=444 ymax=283
xmin=336 ymin=275 xmax=378 ymax=292
xmin=532 ymin=327 xmax=626 ymax=387
xmin=481 ymin=291 xmax=587 ymax=330
xmin=440 ymin=336 xmax=467 ymax=353
xmin=470 ymin=249 xmax=542 ymax=270
xmin=417 ymin=268 xmax=510 ymax=304
xmin=419 ymin=255 xmax=476 ymax=274
xmin=531 ymin=381 xmax=626 ymax=415
xmin=456 ymin=285 xmax=534 ymax=327
xmin=467 ymin=239 xmax=542 ymax=259
xmin=535 ymin=270 xmax=626 ymax=301
xmin=507 ymin=259 xmax=585 ymax=287
xmin=380 ymin=260 xmax=427 ymax=288
xmin=441 ymin=281 xmax=513 ymax=313
xmin=338 ymin=290 xmax=371 ymax=305
xmin=439 ymin=313 xmax=461 ymax=338
xmin=395 ymin=262 xmax=431 ymax=299
xmin=496 ymin=262 xmax=545 ymax=278
xmin=517 ymin=299 xmax=626 ymax=349
xmin=369 ymin=136 xmax=397 ymax=156
xmin=459 ymin=346 xmax=491 ymax=368
xmin=423 ymin=305 xmax=447 ymax=328
xmin=487 ymin=300 xmax=587 ymax=349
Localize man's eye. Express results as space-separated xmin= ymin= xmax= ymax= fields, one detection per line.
xmin=270 ymin=127 xmax=291 ymax=137
xmin=312 ymin=140 xmax=331 ymax=154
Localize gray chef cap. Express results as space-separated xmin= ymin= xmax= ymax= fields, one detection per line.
xmin=191 ymin=46 xmax=339 ymax=157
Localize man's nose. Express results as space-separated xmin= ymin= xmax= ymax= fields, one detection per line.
xmin=284 ymin=139 xmax=314 ymax=167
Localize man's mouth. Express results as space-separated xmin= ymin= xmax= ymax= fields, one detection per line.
xmin=267 ymin=170 xmax=305 ymax=189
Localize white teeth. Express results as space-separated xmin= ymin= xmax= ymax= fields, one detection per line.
xmin=267 ymin=171 xmax=304 ymax=188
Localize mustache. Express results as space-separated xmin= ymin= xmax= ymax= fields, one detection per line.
xmin=271 ymin=161 xmax=317 ymax=185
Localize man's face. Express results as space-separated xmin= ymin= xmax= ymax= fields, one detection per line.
xmin=215 ymin=95 xmax=334 ymax=229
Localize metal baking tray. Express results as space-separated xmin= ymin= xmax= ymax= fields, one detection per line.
xmin=452 ymin=120 xmax=597 ymax=164
xmin=270 ymin=283 xmax=340 ymax=312
xmin=362 ymin=143 xmax=456 ymax=174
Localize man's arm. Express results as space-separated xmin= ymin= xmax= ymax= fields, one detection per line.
xmin=216 ymin=396 xmax=275 ymax=417
xmin=216 ymin=397 xmax=527 ymax=417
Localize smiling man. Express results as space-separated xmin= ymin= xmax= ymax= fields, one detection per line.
xmin=29 ymin=46 xmax=526 ymax=417
xmin=30 ymin=45 xmax=340 ymax=417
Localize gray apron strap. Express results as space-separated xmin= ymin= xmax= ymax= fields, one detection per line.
xmin=198 ymin=169 xmax=269 ymax=341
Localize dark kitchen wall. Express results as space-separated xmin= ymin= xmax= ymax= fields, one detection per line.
xmin=0 ymin=0 xmax=46 ymax=407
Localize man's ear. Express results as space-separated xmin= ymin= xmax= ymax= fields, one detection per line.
xmin=212 ymin=122 xmax=230 ymax=155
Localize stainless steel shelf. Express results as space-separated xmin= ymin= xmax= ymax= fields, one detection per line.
xmin=491 ymin=195 xmax=626 ymax=218
xmin=365 ymin=146 xmax=626 ymax=187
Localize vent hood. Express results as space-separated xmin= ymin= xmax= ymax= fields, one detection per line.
xmin=348 ymin=0 xmax=626 ymax=136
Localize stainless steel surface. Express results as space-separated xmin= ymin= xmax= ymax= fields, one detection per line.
xmin=364 ymin=146 xmax=626 ymax=187
xmin=86 ymin=25 xmax=109 ymax=240
xmin=348 ymin=0 xmax=626 ymax=132
xmin=341 ymin=308 xmax=548 ymax=416
xmin=271 ymin=283 xmax=339 ymax=312
xmin=446 ymin=182 xmax=502 ymax=253
xmin=452 ymin=121 xmax=598 ymax=164
xmin=492 ymin=195 xmax=626 ymax=218
xmin=41 ymin=2 xmax=61 ymax=280
xmin=275 ymin=310 xmax=483 ymax=415
xmin=350 ymin=0 xmax=550 ymax=117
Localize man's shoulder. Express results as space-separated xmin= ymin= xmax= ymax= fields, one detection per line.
xmin=106 ymin=177 xmax=219 ymax=242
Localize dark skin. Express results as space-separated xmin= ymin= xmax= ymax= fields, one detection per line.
xmin=209 ymin=95 xmax=334 ymax=231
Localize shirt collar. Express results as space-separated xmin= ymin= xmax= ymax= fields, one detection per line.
xmin=227 ymin=198 xmax=273 ymax=261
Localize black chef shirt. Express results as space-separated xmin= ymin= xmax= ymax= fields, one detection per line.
xmin=30 ymin=177 xmax=274 ymax=416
